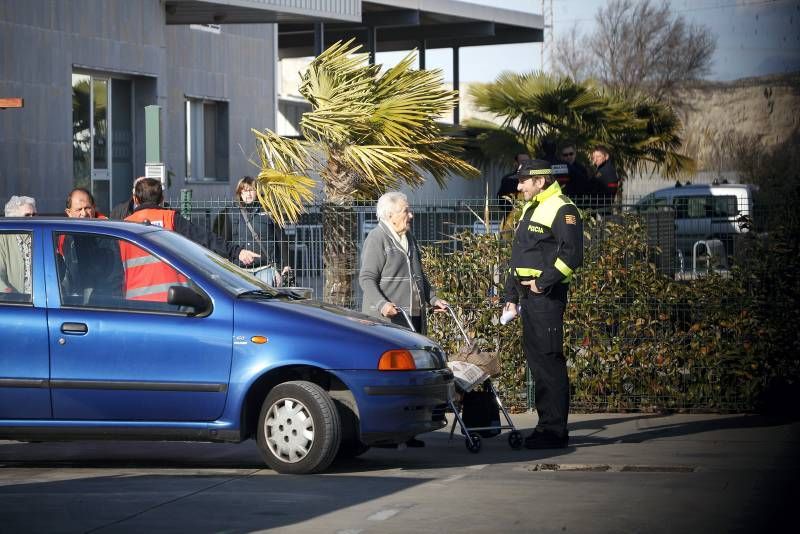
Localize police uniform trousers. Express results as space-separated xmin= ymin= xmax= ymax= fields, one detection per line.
xmin=519 ymin=282 xmax=569 ymax=438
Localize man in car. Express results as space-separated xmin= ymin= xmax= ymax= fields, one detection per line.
xmin=59 ymin=188 xmax=123 ymax=302
xmin=120 ymin=178 xmax=259 ymax=301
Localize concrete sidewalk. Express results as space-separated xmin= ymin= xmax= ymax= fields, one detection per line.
xmin=0 ymin=412 xmax=798 ymax=533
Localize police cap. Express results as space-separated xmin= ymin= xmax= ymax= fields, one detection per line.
xmin=517 ymin=159 xmax=553 ymax=180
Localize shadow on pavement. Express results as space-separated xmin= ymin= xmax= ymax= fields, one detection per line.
xmin=0 ymin=472 xmax=430 ymax=533
xmin=567 ymin=413 xmax=800 ymax=446
xmin=1 ymin=414 xmax=796 ymax=474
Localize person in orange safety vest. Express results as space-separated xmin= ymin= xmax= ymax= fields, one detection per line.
xmin=58 ymin=188 xmax=124 ymax=300
xmin=120 ymin=178 xmax=259 ymax=301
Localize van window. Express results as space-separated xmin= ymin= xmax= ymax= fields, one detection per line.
xmin=637 ymin=194 xmax=668 ymax=213
xmin=674 ymin=195 xmax=739 ymax=219
xmin=675 ymin=196 xmax=710 ymax=218
xmin=712 ymin=196 xmax=738 ymax=217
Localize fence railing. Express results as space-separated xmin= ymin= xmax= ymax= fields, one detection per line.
xmin=167 ymin=195 xmax=758 ymax=297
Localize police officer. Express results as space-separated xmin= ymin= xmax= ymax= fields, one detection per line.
xmin=503 ymin=159 xmax=583 ymax=449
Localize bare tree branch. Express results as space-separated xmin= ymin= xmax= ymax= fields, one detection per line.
xmin=550 ymin=27 xmax=592 ymax=82
xmin=552 ymin=0 xmax=716 ymax=99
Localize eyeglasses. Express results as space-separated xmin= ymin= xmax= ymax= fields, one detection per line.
xmin=561 ymin=152 xmax=575 ymax=157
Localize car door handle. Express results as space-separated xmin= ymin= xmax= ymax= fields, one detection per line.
xmin=61 ymin=322 xmax=88 ymax=335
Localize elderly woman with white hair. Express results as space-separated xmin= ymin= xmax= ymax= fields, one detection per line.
xmin=359 ymin=191 xmax=448 ymax=334
xmin=1 ymin=195 xmax=37 ymax=295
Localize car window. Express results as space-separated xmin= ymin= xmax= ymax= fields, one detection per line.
xmin=54 ymin=232 xmax=200 ymax=313
xmin=675 ymin=196 xmax=711 ymax=219
xmin=146 ymin=230 xmax=270 ymax=295
xmin=0 ymin=231 xmax=33 ymax=304
xmin=638 ymin=194 xmax=668 ymax=213
xmin=712 ymin=195 xmax=738 ymax=217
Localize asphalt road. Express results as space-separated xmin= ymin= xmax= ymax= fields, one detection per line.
xmin=1 ymin=412 xmax=798 ymax=533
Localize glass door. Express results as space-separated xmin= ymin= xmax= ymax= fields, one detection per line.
xmin=73 ymin=73 xmax=125 ymax=215
xmin=91 ymin=77 xmax=111 ymax=213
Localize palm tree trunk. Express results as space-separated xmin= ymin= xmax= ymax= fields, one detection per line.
xmin=321 ymin=161 xmax=358 ymax=307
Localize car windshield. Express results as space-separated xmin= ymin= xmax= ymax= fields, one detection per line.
xmin=145 ymin=230 xmax=276 ymax=296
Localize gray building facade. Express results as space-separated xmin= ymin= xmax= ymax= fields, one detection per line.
xmin=1 ymin=0 xmax=285 ymax=214
xmin=1 ymin=0 xmax=362 ymax=214
xmin=1 ymin=0 xmax=541 ymax=214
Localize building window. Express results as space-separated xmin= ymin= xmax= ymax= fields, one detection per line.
xmin=185 ymin=99 xmax=229 ymax=182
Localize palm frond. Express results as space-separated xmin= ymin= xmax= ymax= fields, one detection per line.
xmin=341 ymin=145 xmax=424 ymax=193
xmin=252 ymin=128 xmax=310 ymax=175
xmin=254 ymin=168 xmax=316 ymax=226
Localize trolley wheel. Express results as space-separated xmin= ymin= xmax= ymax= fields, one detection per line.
xmin=508 ymin=430 xmax=523 ymax=450
xmin=465 ymin=433 xmax=482 ymax=453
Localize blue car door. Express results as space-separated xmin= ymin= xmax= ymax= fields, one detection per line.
xmin=0 ymin=226 xmax=51 ymax=419
xmin=45 ymin=229 xmax=233 ymax=422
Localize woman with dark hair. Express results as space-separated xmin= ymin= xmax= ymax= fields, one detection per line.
xmin=213 ymin=177 xmax=288 ymax=286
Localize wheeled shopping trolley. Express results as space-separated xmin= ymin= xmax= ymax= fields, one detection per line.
xmin=399 ymin=306 xmax=522 ymax=453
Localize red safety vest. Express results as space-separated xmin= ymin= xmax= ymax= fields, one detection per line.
xmin=120 ymin=209 xmax=188 ymax=302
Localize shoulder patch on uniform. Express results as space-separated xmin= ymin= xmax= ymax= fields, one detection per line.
xmin=564 ymin=214 xmax=577 ymax=225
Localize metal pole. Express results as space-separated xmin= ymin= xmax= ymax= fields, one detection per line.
xmin=452 ymin=46 xmax=460 ymax=124
xmin=313 ymin=22 xmax=325 ymax=56
xmin=418 ymin=40 xmax=426 ymax=70
xmin=367 ymin=26 xmax=376 ymax=65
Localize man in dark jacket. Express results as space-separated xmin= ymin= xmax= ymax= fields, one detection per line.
xmin=110 ymin=176 xmax=146 ymax=220
xmin=590 ymin=145 xmax=620 ymax=204
xmin=558 ymin=142 xmax=591 ymax=201
xmin=503 ymin=159 xmax=583 ymax=449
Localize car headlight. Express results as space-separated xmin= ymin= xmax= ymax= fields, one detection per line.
xmin=378 ymin=349 xmax=440 ymax=371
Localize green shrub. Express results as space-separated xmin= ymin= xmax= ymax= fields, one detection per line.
xmin=423 ymin=210 xmax=799 ymax=412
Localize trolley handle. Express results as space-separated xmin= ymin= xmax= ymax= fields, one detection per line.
xmin=397 ymin=306 xmax=416 ymax=331
xmin=444 ymin=304 xmax=472 ymax=346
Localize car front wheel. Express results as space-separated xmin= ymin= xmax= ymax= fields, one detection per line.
xmin=256 ymin=380 xmax=341 ymax=474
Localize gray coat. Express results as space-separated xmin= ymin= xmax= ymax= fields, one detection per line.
xmin=359 ymin=221 xmax=439 ymax=333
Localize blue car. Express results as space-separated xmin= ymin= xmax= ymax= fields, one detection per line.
xmin=0 ymin=218 xmax=453 ymax=474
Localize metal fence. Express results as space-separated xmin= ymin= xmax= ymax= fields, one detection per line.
xmin=167 ymin=193 xmax=762 ymax=295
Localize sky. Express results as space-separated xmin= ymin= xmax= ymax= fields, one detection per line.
xmin=375 ymin=0 xmax=800 ymax=83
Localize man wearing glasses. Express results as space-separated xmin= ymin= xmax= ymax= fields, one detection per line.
xmin=558 ymin=143 xmax=591 ymax=202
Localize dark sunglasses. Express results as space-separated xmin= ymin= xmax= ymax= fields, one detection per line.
xmin=561 ymin=152 xmax=575 ymax=157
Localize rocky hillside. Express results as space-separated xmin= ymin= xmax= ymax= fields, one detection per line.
xmin=676 ymin=72 xmax=800 ymax=171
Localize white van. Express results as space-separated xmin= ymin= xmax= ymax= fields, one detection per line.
xmin=635 ymin=183 xmax=755 ymax=257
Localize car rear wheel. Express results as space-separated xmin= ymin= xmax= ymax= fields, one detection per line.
xmin=256 ymin=381 xmax=341 ymax=474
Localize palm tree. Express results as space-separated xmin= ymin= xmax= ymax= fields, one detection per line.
xmin=251 ymin=40 xmax=478 ymax=305
xmin=464 ymin=71 xmax=694 ymax=180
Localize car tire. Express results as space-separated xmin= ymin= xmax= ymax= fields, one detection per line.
xmin=256 ymin=380 xmax=341 ymax=474
xmin=336 ymin=440 xmax=371 ymax=459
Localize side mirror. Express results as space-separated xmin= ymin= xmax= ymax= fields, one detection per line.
xmin=167 ymin=285 xmax=209 ymax=315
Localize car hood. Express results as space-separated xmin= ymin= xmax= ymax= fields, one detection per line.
xmin=233 ymin=297 xmax=445 ymax=369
